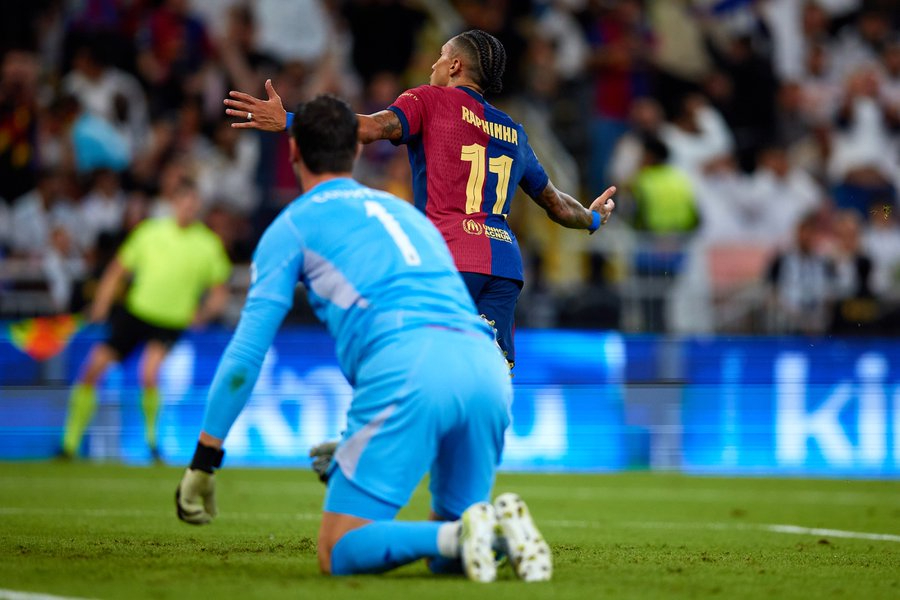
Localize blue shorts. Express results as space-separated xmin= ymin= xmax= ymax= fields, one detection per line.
xmin=460 ymin=272 xmax=523 ymax=366
xmin=325 ymin=326 xmax=511 ymax=521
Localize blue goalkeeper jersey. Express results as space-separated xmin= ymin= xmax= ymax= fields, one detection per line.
xmin=250 ymin=177 xmax=491 ymax=376
xmin=201 ymin=177 xmax=495 ymax=440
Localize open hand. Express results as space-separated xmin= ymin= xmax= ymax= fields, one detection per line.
xmin=224 ymin=79 xmax=287 ymax=132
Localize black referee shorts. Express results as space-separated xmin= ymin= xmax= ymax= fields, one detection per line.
xmin=104 ymin=307 xmax=184 ymax=360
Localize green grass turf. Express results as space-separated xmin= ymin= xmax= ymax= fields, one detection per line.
xmin=0 ymin=462 xmax=897 ymax=600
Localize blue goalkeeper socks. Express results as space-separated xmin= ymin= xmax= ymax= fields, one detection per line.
xmin=330 ymin=521 xmax=444 ymax=575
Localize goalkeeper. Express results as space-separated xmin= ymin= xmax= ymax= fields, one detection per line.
xmin=175 ymin=95 xmax=552 ymax=583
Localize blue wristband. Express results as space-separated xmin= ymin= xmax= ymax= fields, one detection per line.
xmin=588 ymin=210 xmax=601 ymax=234
xmin=285 ymin=111 xmax=294 ymax=131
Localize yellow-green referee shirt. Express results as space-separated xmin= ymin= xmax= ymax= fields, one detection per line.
xmin=117 ymin=217 xmax=232 ymax=329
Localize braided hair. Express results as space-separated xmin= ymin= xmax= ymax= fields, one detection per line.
xmin=453 ymin=29 xmax=507 ymax=94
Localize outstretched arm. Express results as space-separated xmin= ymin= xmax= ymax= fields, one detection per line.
xmin=531 ymin=181 xmax=617 ymax=232
xmin=224 ymin=79 xmax=402 ymax=143
xmin=357 ymin=110 xmax=403 ymax=143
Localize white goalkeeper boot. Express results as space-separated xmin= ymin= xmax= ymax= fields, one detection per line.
xmin=493 ymin=493 xmax=552 ymax=582
xmin=459 ymin=502 xmax=498 ymax=583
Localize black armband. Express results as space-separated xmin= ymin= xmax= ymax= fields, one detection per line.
xmin=190 ymin=442 xmax=225 ymax=474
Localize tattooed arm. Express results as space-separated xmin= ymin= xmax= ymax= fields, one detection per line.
xmin=357 ymin=110 xmax=403 ymax=143
xmin=531 ymin=181 xmax=617 ymax=231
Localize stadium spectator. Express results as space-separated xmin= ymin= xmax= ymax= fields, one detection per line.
xmin=61 ymin=40 xmax=150 ymax=156
xmin=135 ymin=0 xmax=214 ymax=117
xmin=660 ymin=94 xmax=735 ymax=177
xmin=148 ymin=158 xmax=192 ymax=219
xmin=831 ymin=7 xmax=894 ymax=79
xmin=827 ymin=66 xmax=898 ymax=219
xmin=772 ymin=82 xmax=824 ymax=178
xmin=699 ymin=11 xmax=780 ymax=171
xmin=608 ymin=97 xmax=666 ymax=186
xmin=42 ymin=224 xmax=87 ymax=314
xmin=78 ymin=169 xmax=127 ymax=252
xmin=224 ymin=29 xmax=616 ymax=369
xmin=692 ymin=152 xmax=756 ymax=242
xmin=530 ymin=0 xmax=593 ymax=188
xmin=197 ymin=117 xmax=260 ymax=217
xmin=61 ymin=177 xmax=230 ymax=461
xmin=862 ymin=197 xmax=900 ymax=298
xmin=829 ymin=209 xmax=879 ymax=334
xmin=584 ymin=0 xmax=653 ymax=189
xmin=49 ymin=94 xmax=132 ymax=175
xmin=748 ymin=145 xmax=824 ymax=245
xmin=167 ymin=96 xmax=214 ymax=160
xmin=0 ymin=49 xmax=41 ymax=203
xmin=645 ymin=0 xmax=712 ymax=100
xmin=254 ymin=0 xmax=333 ymax=65
xmin=630 ymin=136 xmax=698 ymax=234
xmin=765 ymin=210 xmax=836 ymax=334
xmin=343 ymin=0 xmax=428 ymax=87
xmin=213 ymin=3 xmax=282 ymax=98
xmin=174 ymin=94 xmax=551 ymax=583
xmin=9 ymin=168 xmax=80 ymax=258
xmin=797 ymin=42 xmax=842 ymax=128
xmin=761 ymin=0 xmax=834 ymax=81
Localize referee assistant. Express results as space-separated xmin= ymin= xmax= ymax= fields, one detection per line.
xmin=61 ymin=177 xmax=231 ymax=461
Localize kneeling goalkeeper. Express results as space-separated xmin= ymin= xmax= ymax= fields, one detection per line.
xmin=174 ymin=95 xmax=551 ymax=582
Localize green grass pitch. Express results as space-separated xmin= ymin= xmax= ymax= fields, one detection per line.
xmin=0 ymin=462 xmax=897 ymax=600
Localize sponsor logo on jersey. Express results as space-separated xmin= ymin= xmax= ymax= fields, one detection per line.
xmin=463 ymin=219 xmax=483 ymax=235
xmin=483 ymin=224 xmax=512 ymax=243
xmin=461 ymin=107 xmax=518 ymax=145
xmin=462 ymin=218 xmax=512 ymax=242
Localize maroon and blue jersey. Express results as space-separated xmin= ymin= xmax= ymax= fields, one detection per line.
xmin=388 ymin=85 xmax=549 ymax=282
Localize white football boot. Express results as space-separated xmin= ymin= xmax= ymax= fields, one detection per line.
xmin=459 ymin=502 xmax=498 ymax=583
xmin=493 ymin=493 xmax=552 ymax=582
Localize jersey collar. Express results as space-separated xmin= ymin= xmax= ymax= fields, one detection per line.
xmin=458 ymin=86 xmax=485 ymax=103
xmin=303 ymin=177 xmax=356 ymax=197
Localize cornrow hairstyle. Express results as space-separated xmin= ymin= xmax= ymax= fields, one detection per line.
xmin=453 ymin=29 xmax=507 ymax=94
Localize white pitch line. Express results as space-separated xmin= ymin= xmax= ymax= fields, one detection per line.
xmin=0 ymin=589 xmax=95 ymax=600
xmin=764 ymin=524 xmax=900 ymax=543
xmin=545 ymin=519 xmax=900 ymax=543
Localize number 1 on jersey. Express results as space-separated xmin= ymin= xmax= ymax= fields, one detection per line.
xmin=365 ymin=200 xmax=422 ymax=266
xmin=460 ymin=143 xmax=513 ymax=215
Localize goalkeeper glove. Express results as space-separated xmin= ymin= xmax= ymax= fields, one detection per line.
xmin=309 ymin=440 xmax=338 ymax=484
xmin=176 ymin=442 xmax=224 ymax=525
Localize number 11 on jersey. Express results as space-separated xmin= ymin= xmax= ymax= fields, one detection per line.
xmin=461 ymin=143 xmax=514 ymax=215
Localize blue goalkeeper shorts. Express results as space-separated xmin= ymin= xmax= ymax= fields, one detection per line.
xmin=326 ymin=325 xmax=511 ymax=521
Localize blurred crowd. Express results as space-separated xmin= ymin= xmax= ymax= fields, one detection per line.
xmin=1 ymin=0 xmax=899 ymax=335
